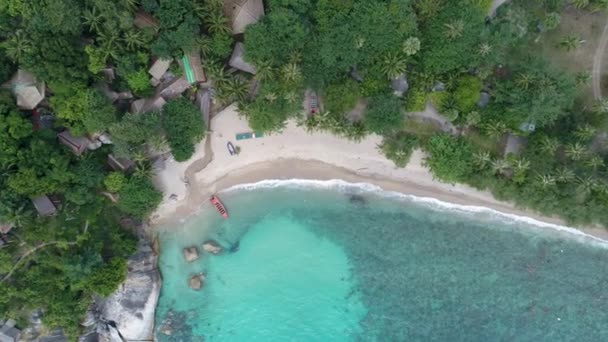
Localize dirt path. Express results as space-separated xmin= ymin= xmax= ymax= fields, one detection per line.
xmin=592 ymin=19 xmax=608 ymax=100
xmin=488 ymin=0 xmax=510 ymax=17
xmin=183 ymin=134 xmax=214 ymax=204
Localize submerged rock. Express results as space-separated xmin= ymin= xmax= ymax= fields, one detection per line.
xmin=349 ymin=194 xmax=367 ymax=205
xmin=183 ymin=246 xmax=199 ymax=262
xmin=229 ymin=241 xmax=240 ymax=253
xmin=99 ymin=232 xmax=160 ymax=341
xmin=202 ymin=240 xmax=222 ymax=254
xmin=189 ymin=273 xmax=206 ymax=290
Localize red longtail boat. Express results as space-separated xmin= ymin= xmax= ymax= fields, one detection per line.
xmin=210 ymin=195 xmax=228 ymax=219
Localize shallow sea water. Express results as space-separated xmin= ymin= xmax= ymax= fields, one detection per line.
xmin=155 ymin=181 xmax=608 ymax=341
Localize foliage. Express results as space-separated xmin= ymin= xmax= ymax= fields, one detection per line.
xmin=162 ymin=98 xmax=205 ymax=161
xmin=424 ymin=134 xmax=475 ymax=183
xmin=50 ymin=87 xmax=117 ymax=135
xmin=151 ymin=0 xmax=200 ymax=57
xmin=104 ymin=172 xmax=127 ymax=193
xmin=117 ymin=176 xmax=162 ymax=217
xmin=453 ymin=75 xmax=482 ymax=112
xmin=323 ymin=79 xmax=361 ymax=116
xmin=364 ymin=95 xmax=403 ymax=134
xmin=404 ymin=87 xmax=428 ymax=112
xmin=380 ymin=133 xmax=418 ymax=167
xmin=125 ymin=69 xmax=155 ymax=97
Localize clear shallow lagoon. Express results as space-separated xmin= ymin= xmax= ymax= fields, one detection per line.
xmin=156 ymin=180 xmax=608 ymax=341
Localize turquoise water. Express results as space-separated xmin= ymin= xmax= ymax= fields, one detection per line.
xmin=155 ymin=181 xmax=608 ymax=341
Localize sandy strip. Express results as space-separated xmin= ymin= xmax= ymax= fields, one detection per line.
xmin=150 ymin=105 xmax=608 ymax=241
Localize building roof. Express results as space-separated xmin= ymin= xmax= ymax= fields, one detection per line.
xmin=134 ymin=9 xmax=159 ymax=29
xmin=108 ymin=154 xmax=135 ymax=172
xmin=504 ymin=134 xmax=526 ymax=157
xmin=148 ymin=58 xmax=172 ymax=81
xmin=196 ymin=89 xmax=211 ymax=128
xmin=31 ymin=195 xmax=57 ymax=217
xmin=229 ymin=42 xmax=256 ymax=74
xmin=2 ymin=70 xmax=45 ymax=110
xmin=159 ymin=77 xmax=190 ymax=100
xmin=180 ymin=53 xmax=206 ymax=84
xmin=131 ymin=96 xmax=167 ymax=114
xmin=57 ymin=131 xmax=90 ymax=156
xmin=223 ymin=0 xmax=264 ymax=34
xmin=0 ymin=318 xmax=21 ymax=342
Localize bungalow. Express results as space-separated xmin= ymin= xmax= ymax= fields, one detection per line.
xmin=108 ymin=154 xmax=135 ymax=172
xmin=148 ymin=58 xmax=172 ymax=83
xmin=196 ymin=89 xmax=211 ymax=128
xmin=229 ymin=43 xmax=256 ymax=74
xmin=31 ymin=195 xmax=56 ymax=217
xmin=223 ymin=0 xmax=264 ymax=34
xmin=131 ymin=96 xmax=167 ymax=114
xmin=180 ymin=53 xmax=206 ymax=84
xmin=58 ymin=131 xmax=90 ymax=156
xmin=159 ymin=77 xmax=190 ymax=100
xmin=0 ymin=319 xmax=21 ymax=342
xmin=504 ymin=134 xmax=526 ymax=158
xmin=1 ymin=70 xmax=45 ymax=110
xmin=134 ymin=9 xmax=159 ymax=30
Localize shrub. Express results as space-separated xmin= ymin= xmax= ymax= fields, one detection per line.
xmin=364 ymin=94 xmax=403 ymax=134
xmin=453 ymin=75 xmax=482 ymax=112
xmin=104 ymin=172 xmax=127 ymax=193
xmin=380 ymin=133 xmax=418 ymax=167
xmin=162 ymin=98 xmax=205 ymax=161
xmin=324 ymin=79 xmax=360 ymax=115
xmin=404 ymin=87 xmax=427 ymax=112
xmin=424 ymin=134 xmax=474 ymax=183
xmin=117 ymin=176 xmax=162 ymax=217
xmin=126 ymin=69 xmax=155 ymax=97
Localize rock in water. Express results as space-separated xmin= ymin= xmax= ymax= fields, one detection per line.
xmin=182 ymin=246 xmax=199 ymax=262
xmin=189 ymin=274 xmax=205 ymax=290
xmin=99 ymin=236 xmax=160 ymax=341
xmin=202 ymin=240 xmax=222 ymax=254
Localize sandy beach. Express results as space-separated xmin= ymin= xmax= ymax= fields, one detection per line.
xmin=150 ymin=104 xmax=608 ymax=241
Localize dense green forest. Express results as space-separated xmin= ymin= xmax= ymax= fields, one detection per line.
xmin=1 ymin=0 xmax=608 ymax=338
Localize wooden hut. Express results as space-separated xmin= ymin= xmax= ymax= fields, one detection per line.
xmin=1 ymin=70 xmax=45 ymax=110
xmin=223 ymin=0 xmax=264 ymax=34
xmin=180 ymin=53 xmax=206 ymax=84
xmin=58 ymin=131 xmax=90 ymax=156
xmin=31 ymin=195 xmax=57 ymax=217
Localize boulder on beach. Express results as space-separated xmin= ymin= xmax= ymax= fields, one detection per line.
xmin=183 ymin=247 xmax=199 ymax=262
xmin=188 ymin=274 xmax=206 ymax=290
xmin=202 ymin=240 xmax=222 ymax=254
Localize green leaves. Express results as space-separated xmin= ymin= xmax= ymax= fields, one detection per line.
xmin=424 ymin=134 xmax=474 ymax=183
xmin=162 ymin=98 xmax=205 ymax=162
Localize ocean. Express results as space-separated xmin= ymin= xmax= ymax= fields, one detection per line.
xmin=155 ymin=180 xmax=608 ymax=341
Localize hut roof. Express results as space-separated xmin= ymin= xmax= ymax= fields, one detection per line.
xmin=180 ymin=53 xmax=206 ymax=84
xmin=0 ymin=318 xmax=21 ymax=342
xmin=224 ymin=0 xmax=264 ymax=34
xmin=148 ymin=58 xmax=172 ymax=81
xmin=229 ymin=43 xmax=256 ymax=74
xmin=57 ymin=131 xmax=90 ymax=156
xmin=31 ymin=195 xmax=57 ymax=217
xmin=504 ymin=134 xmax=526 ymax=157
xmin=134 ymin=9 xmax=159 ymax=29
xmin=196 ymin=89 xmax=211 ymax=128
xmin=130 ymin=96 xmax=167 ymax=114
xmin=2 ymin=70 xmax=45 ymax=110
xmin=108 ymin=154 xmax=135 ymax=172
xmin=159 ymin=77 xmax=190 ymax=100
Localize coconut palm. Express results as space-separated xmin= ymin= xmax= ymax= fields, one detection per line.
xmin=478 ymin=42 xmax=492 ymax=57
xmin=97 ymin=30 xmax=120 ymax=60
xmin=576 ymin=176 xmax=597 ymax=198
xmin=281 ymin=63 xmax=302 ymax=83
xmin=255 ymin=60 xmax=274 ymax=82
xmin=206 ymin=12 xmax=231 ymax=35
xmin=575 ymin=71 xmax=592 ymax=86
xmin=542 ymin=12 xmax=561 ymax=31
xmin=558 ymin=35 xmax=585 ymax=51
xmin=594 ymin=99 xmax=608 ymax=114
xmin=83 ymin=7 xmax=104 ymax=33
xmin=555 ymin=167 xmax=575 ymax=183
xmin=512 ymin=158 xmax=530 ymax=173
xmin=482 ymin=120 xmax=508 ymax=139
xmin=288 ymin=51 xmax=302 ymax=65
xmin=491 ymin=158 xmax=510 ymax=175
xmin=222 ymin=78 xmax=249 ymax=103
xmin=402 ymin=37 xmax=421 ymax=56
xmin=206 ymin=62 xmax=230 ymax=86
xmin=284 ymin=91 xmax=298 ymax=104
xmin=380 ymin=52 xmax=407 ymax=79
xmin=131 ymin=150 xmax=148 ymax=165
xmin=565 ymin=142 xmax=587 ymax=161
xmin=538 ymin=136 xmax=560 ymax=155
xmin=515 ymin=73 xmax=533 ymax=90
xmin=134 ymin=164 xmax=154 ymax=180
xmin=122 ymin=29 xmax=145 ymax=51
xmin=0 ymin=205 xmax=31 ymax=229
xmin=536 ymin=174 xmax=557 ymax=188
xmin=444 ymin=20 xmax=465 ymax=40
xmin=120 ymin=0 xmax=139 ymax=11
xmin=2 ymin=30 xmax=32 ymax=62
xmin=265 ymin=92 xmax=278 ymax=103
xmin=574 ymin=125 xmax=597 ymax=141
xmin=571 ymin=0 xmax=590 ymax=9
xmin=585 ymin=156 xmax=605 ymax=171
xmin=473 ymin=151 xmax=492 ymax=170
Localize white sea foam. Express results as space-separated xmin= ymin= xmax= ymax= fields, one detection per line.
xmin=224 ymin=179 xmax=608 ymax=247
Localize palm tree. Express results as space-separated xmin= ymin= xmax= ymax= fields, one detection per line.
xmin=594 ymin=99 xmax=608 ymax=114
xmin=380 ymin=52 xmax=407 ymax=79
xmin=255 ymin=60 xmax=274 ymax=82
xmin=565 ymin=142 xmax=587 ymax=161
xmin=574 ymin=125 xmax=596 ymax=141
xmin=536 ymin=174 xmax=557 ymax=188
xmin=288 ymin=51 xmax=302 ymax=64
xmin=575 ymin=71 xmax=591 ymax=86
xmin=512 ymin=158 xmax=530 ymax=173
xmin=206 ymin=12 xmax=231 ymax=35
xmin=0 ymin=205 xmax=31 ymax=229
xmin=576 ymin=176 xmax=597 ymax=198
xmin=585 ymin=156 xmax=605 ymax=171
xmin=134 ymin=164 xmax=154 ymax=180
xmin=539 ymin=136 xmax=560 ymax=155
xmin=120 ymin=0 xmax=139 ymax=11
xmin=542 ymin=12 xmax=561 ymax=31
xmin=515 ymin=73 xmax=533 ymax=90
xmin=221 ymin=78 xmax=248 ymax=103
xmin=402 ymin=37 xmax=421 ymax=56
xmin=122 ymin=30 xmax=145 ymax=51
xmin=284 ymin=91 xmax=298 ymax=104
xmin=265 ymin=92 xmax=278 ymax=103
xmin=473 ymin=151 xmax=492 ymax=170
xmin=478 ymin=42 xmax=492 ymax=57
xmin=83 ymin=7 xmax=104 ymax=33
xmin=558 ymin=35 xmax=585 ymax=51
xmin=131 ymin=150 xmax=148 ymax=165
xmin=281 ymin=63 xmax=302 ymax=83
xmin=555 ymin=167 xmax=575 ymax=183
xmin=491 ymin=158 xmax=510 ymax=175
xmin=444 ymin=20 xmax=465 ymax=40
xmin=482 ymin=120 xmax=508 ymax=139
xmin=97 ymin=30 xmax=120 ymax=61
xmin=2 ymin=30 xmax=32 ymax=62
xmin=571 ymin=0 xmax=590 ymax=9
xmin=206 ymin=62 xmax=230 ymax=86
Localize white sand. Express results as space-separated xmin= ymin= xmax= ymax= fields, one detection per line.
xmin=150 ymin=105 xmax=608 ymax=241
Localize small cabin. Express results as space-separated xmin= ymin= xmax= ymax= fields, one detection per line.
xmin=148 ymin=58 xmax=172 ymax=83
xmin=31 ymin=195 xmax=57 ymax=217
xmin=223 ymin=0 xmax=265 ymax=34
xmin=108 ymin=154 xmax=135 ymax=172
xmin=57 ymin=131 xmax=90 ymax=156
xmin=180 ymin=53 xmax=206 ymax=84
xmin=159 ymin=77 xmax=190 ymax=100
xmin=2 ymin=70 xmax=45 ymax=110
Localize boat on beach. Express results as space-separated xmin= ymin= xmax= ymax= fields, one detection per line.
xmin=210 ymin=195 xmax=228 ymax=219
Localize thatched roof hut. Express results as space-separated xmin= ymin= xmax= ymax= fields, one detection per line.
xmin=108 ymin=154 xmax=135 ymax=172
xmin=2 ymin=70 xmax=45 ymax=110
xmin=148 ymin=58 xmax=172 ymax=81
xmin=229 ymin=43 xmax=256 ymax=74
xmin=31 ymin=195 xmax=56 ymax=217
xmin=134 ymin=9 xmax=159 ymax=29
xmin=223 ymin=0 xmax=264 ymax=34
xmin=504 ymin=134 xmax=526 ymax=157
xmin=180 ymin=53 xmax=206 ymax=84
xmin=130 ymin=96 xmax=167 ymax=114
xmin=57 ymin=131 xmax=90 ymax=156
xmin=159 ymin=77 xmax=190 ymax=100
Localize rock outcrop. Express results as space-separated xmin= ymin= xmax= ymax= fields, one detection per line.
xmin=98 ymin=235 xmax=161 ymax=341
xmin=202 ymin=240 xmax=222 ymax=254
xmin=188 ymin=273 xmax=205 ymax=290
xmin=183 ymin=246 xmax=199 ymax=262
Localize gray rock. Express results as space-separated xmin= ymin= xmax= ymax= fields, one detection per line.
xmin=477 ymin=92 xmax=491 ymax=108
xmin=202 ymin=240 xmax=222 ymax=254
xmin=183 ymin=247 xmax=199 ymax=262
xmin=188 ymin=274 xmax=205 ymax=290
